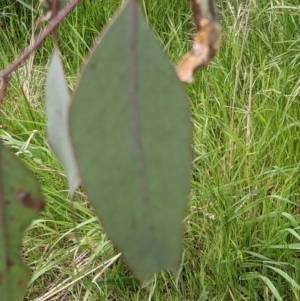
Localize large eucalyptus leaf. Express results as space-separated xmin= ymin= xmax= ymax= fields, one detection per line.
xmin=69 ymin=0 xmax=191 ymax=281
xmin=46 ymin=48 xmax=81 ymax=197
xmin=0 ymin=142 xmax=45 ymax=300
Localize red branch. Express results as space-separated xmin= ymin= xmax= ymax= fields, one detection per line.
xmin=0 ymin=0 xmax=82 ymax=83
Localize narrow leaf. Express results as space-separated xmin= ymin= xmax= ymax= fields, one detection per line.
xmin=69 ymin=0 xmax=191 ymax=281
xmin=266 ymin=265 xmax=300 ymax=291
xmin=270 ymin=243 xmax=300 ymax=250
xmin=0 ymin=142 xmax=45 ymax=301
xmin=46 ymin=48 xmax=81 ymax=197
xmin=258 ymin=276 xmax=283 ymax=301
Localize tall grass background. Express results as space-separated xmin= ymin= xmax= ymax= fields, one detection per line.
xmin=0 ymin=0 xmax=300 ymax=300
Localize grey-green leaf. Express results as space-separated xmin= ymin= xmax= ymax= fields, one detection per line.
xmin=46 ymin=48 xmax=81 ymax=197
xmin=0 ymin=142 xmax=45 ymax=301
xmin=69 ymin=0 xmax=191 ymax=281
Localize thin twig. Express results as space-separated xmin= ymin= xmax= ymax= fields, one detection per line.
xmin=0 ymin=0 xmax=82 ymax=82
xmin=0 ymin=0 xmax=81 ymax=108
xmin=51 ymin=0 xmax=59 ymax=45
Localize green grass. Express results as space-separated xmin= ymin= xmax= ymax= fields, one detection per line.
xmin=1 ymin=0 xmax=300 ymax=300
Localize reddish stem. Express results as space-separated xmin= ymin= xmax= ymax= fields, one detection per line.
xmin=0 ymin=0 xmax=82 ymax=82
xmin=51 ymin=0 xmax=59 ymax=45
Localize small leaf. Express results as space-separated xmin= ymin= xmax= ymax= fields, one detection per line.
xmin=69 ymin=0 xmax=191 ymax=282
xmin=45 ymin=48 xmax=81 ymax=197
xmin=0 ymin=142 xmax=45 ymax=301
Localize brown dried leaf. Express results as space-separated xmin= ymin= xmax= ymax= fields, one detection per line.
xmin=177 ymin=0 xmax=221 ymax=83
